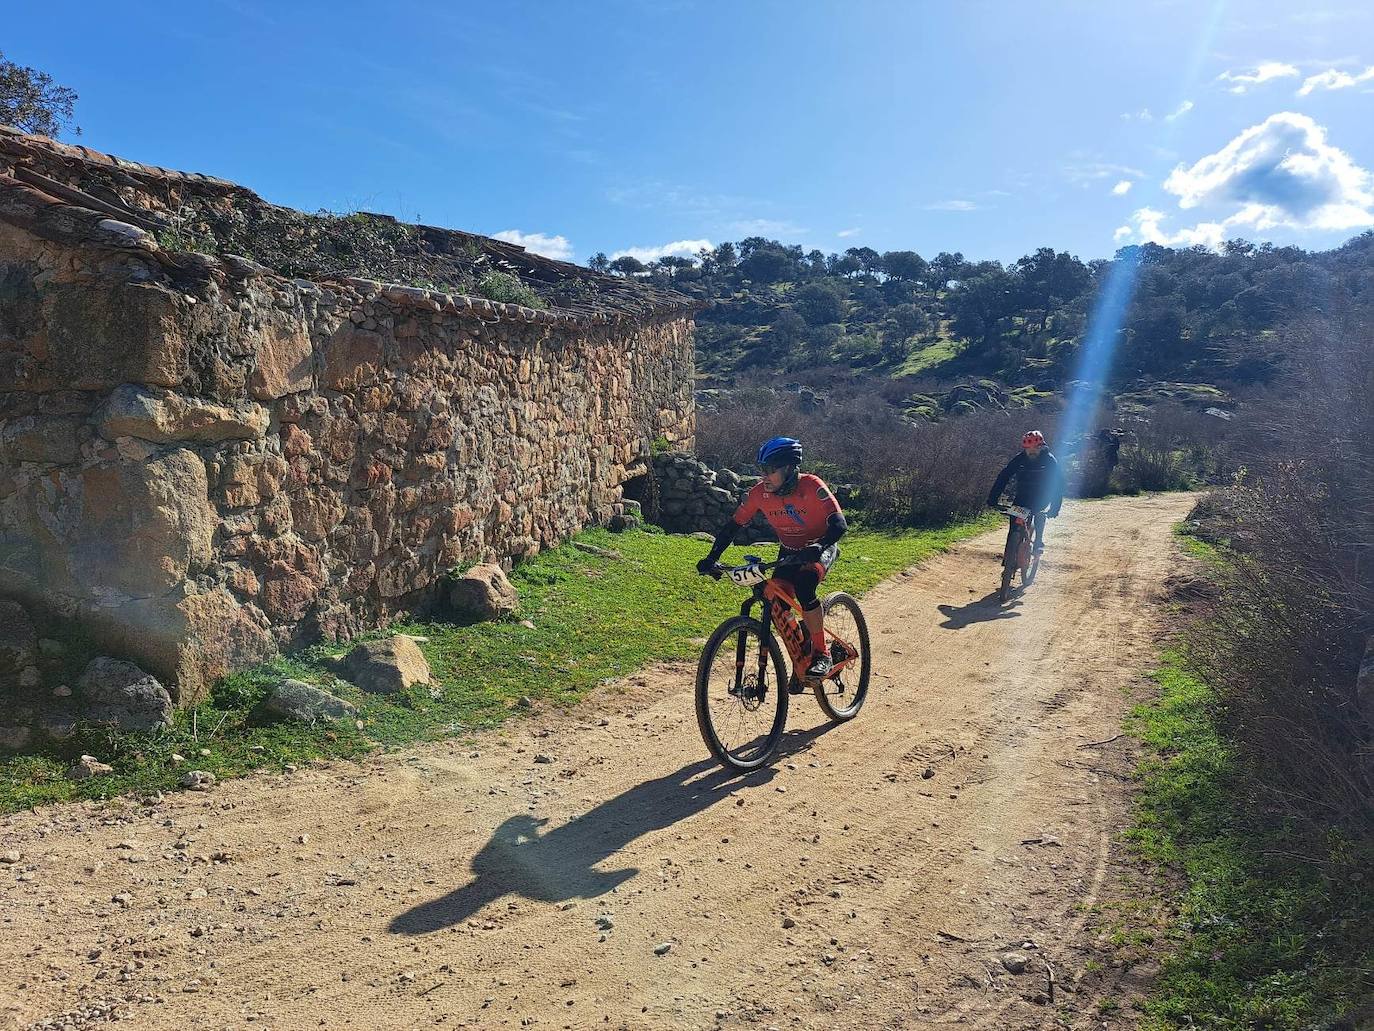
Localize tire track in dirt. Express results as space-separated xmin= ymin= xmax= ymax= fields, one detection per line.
xmin=0 ymin=494 xmax=1194 ymax=1031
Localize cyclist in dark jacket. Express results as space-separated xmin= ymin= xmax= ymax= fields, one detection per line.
xmin=987 ymin=430 xmax=1063 ymax=554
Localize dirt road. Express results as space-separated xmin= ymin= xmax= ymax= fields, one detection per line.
xmin=1 ymin=494 xmax=1195 ymax=1031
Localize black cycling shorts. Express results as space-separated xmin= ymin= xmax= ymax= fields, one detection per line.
xmin=773 ymin=544 xmax=839 ymax=611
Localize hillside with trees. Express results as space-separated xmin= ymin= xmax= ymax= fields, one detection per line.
xmin=591 ymin=232 xmax=1374 ymax=413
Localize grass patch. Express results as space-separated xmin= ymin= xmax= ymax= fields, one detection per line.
xmin=895 ymin=335 xmax=964 ymax=377
xmin=1171 ymin=521 xmax=1225 ymax=567
xmin=0 ymin=516 xmax=996 ymax=814
xmin=1125 ymin=652 xmax=1374 ymax=1029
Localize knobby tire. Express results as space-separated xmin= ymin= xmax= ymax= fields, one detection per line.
xmin=813 ymin=592 xmax=871 ymax=721
xmin=694 ymin=616 xmax=789 ymax=771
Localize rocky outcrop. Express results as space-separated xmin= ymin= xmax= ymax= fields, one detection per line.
xmin=0 ymin=599 xmax=37 ymax=679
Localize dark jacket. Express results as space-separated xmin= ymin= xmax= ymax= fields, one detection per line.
xmin=987 ymin=450 xmax=1063 ymax=514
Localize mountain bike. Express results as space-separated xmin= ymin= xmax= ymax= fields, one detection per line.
xmin=998 ymin=504 xmax=1041 ymax=602
xmin=695 ymin=555 xmax=871 ymax=771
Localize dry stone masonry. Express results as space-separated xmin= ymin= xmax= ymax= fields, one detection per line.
xmin=0 ymin=127 xmax=695 ymax=710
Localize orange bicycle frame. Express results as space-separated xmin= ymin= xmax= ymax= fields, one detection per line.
xmin=762 ymin=578 xmax=858 ymax=676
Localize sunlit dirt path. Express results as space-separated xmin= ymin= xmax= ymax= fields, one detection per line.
xmin=1 ymin=493 xmax=1195 ymax=1031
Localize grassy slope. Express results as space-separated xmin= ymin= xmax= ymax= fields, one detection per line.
xmin=0 ymin=516 xmax=998 ymax=814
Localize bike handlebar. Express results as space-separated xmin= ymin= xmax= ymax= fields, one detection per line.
xmin=699 ymin=555 xmax=810 ymax=581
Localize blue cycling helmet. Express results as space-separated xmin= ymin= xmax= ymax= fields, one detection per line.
xmin=757 ymin=436 xmax=803 ymax=468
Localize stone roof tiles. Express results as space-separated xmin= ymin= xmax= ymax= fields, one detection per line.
xmin=0 ymin=126 xmax=694 ymax=328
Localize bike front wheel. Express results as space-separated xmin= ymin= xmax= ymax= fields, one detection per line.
xmin=695 ymin=616 xmax=789 ymax=771
xmin=814 ymin=592 xmax=871 ymax=721
xmin=999 ymin=526 xmax=1022 ymax=603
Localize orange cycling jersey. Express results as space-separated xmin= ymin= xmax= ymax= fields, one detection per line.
xmin=732 ymin=473 xmax=842 ymax=549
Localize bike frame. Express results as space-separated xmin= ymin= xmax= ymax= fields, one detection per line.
xmin=730 ymin=561 xmax=859 ymax=689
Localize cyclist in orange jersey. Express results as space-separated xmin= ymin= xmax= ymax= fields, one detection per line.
xmin=697 ymin=437 xmax=848 ymax=684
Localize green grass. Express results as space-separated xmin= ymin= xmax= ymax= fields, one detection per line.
xmin=895 ymin=335 xmax=964 ymax=377
xmin=1124 ymin=651 xmax=1374 ymax=1029
xmin=0 ymin=516 xmax=997 ymax=814
xmin=1171 ymin=522 xmax=1226 ymax=566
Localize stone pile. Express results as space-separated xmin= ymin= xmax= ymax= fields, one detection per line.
xmin=650 ymin=451 xmax=775 ymax=543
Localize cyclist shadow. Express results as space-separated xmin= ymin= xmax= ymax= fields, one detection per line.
xmin=388 ymin=722 xmax=839 ymax=935
xmin=936 ymin=592 xmax=1022 ymax=629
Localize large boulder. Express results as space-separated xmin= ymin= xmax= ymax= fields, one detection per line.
xmin=339 ymin=637 xmax=431 ymax=696
xmin=78 ymin=657 xmax=173 ymax=732
xmin=448 ymin=564 xmax=519 ymax=621
xmin=0 ymin=599 xmax=38 ymax=679
xmin=265 ymin=679 xmax=357 ymax=723
xmin=3 ymin=448 xmax=214 ymax=601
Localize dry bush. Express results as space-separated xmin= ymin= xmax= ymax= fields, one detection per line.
xmin=1112 ymin=403 xmax=1235 ymax=493
xmin=696 ymin=380 xmax=1037 ymax=528
xmin=1188 ymin=301 xmax=1374 ymax=828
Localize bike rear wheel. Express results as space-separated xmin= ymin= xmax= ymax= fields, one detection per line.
xmin=695 ymin=616 xmax=789 ymax=771
xmin=813 ymin=592 xmax=871 ymax=721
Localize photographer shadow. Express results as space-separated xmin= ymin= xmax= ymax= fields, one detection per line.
xmin=389 ymin=721 xmax=837 ymax=934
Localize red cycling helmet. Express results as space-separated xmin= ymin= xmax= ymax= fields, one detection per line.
xmin=1021 ymin=430 xmax=1046 ymax=448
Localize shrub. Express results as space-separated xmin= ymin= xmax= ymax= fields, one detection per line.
xmin=1187 ymin=300 xmax=1374 ymax=829
xmin=695 ymin=374 xmax=1038 ymax=528
xmin=476 ymin=271 xmax=546 ymax=309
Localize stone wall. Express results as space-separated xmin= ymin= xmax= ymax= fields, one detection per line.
xmin=0 ymin=169 xmax=693 ymax=703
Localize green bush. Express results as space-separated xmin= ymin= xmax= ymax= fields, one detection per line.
xmin=476 ymin=271 xmax=546 ymax=309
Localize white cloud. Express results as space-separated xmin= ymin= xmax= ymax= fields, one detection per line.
xmin=1063 ymin=160 xmax=1147 ymax=187
xmin=609 ymin=238 xmax=713 ymax=263
xmin=1114 ymin=113 xmax=1374 ymax=250
xmin=492 ymin=229 xmax=574 ymax=261
xmin=1163 ymin=111 xmax=1374 ymax=231
xmin=1299 ymin=65 xmax=1374 ymax=95
xmin=1216 ymin=61 xmax=1299 ymax=93
xmin=1117 ymin=207 xmax=1229 ymax=250
xmin=1112 ymin=180 xmax=1134 ymax=196
xmin=1122 ymin=100 xmax=1191 ymax=123
xmin=925 ymin=199 xmax=978 ymax=211
xmin=836 ymin=227 xmax=862 ymax=238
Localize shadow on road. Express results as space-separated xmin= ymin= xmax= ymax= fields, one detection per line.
xmin=389 ymin=721 xmax=839 ymax=934
xmin=936 ymin=591 xmax=1022 ymax=629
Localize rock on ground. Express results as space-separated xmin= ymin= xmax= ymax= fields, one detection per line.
xmin=339 ymin=637 xmax=431 ymax=695
xmin=78 ymin=657 xmax=173 ymax=732
xmin=447 ymin=564 xmax=519 ymax=621
xmin=68 ymin=755 xmax=114 ymax=779
xmin=265 ymin=679 xmax=357 ymax=723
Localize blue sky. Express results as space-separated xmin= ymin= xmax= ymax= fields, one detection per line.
xmin=8 ymin=0 xmax=1374 ymax=264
